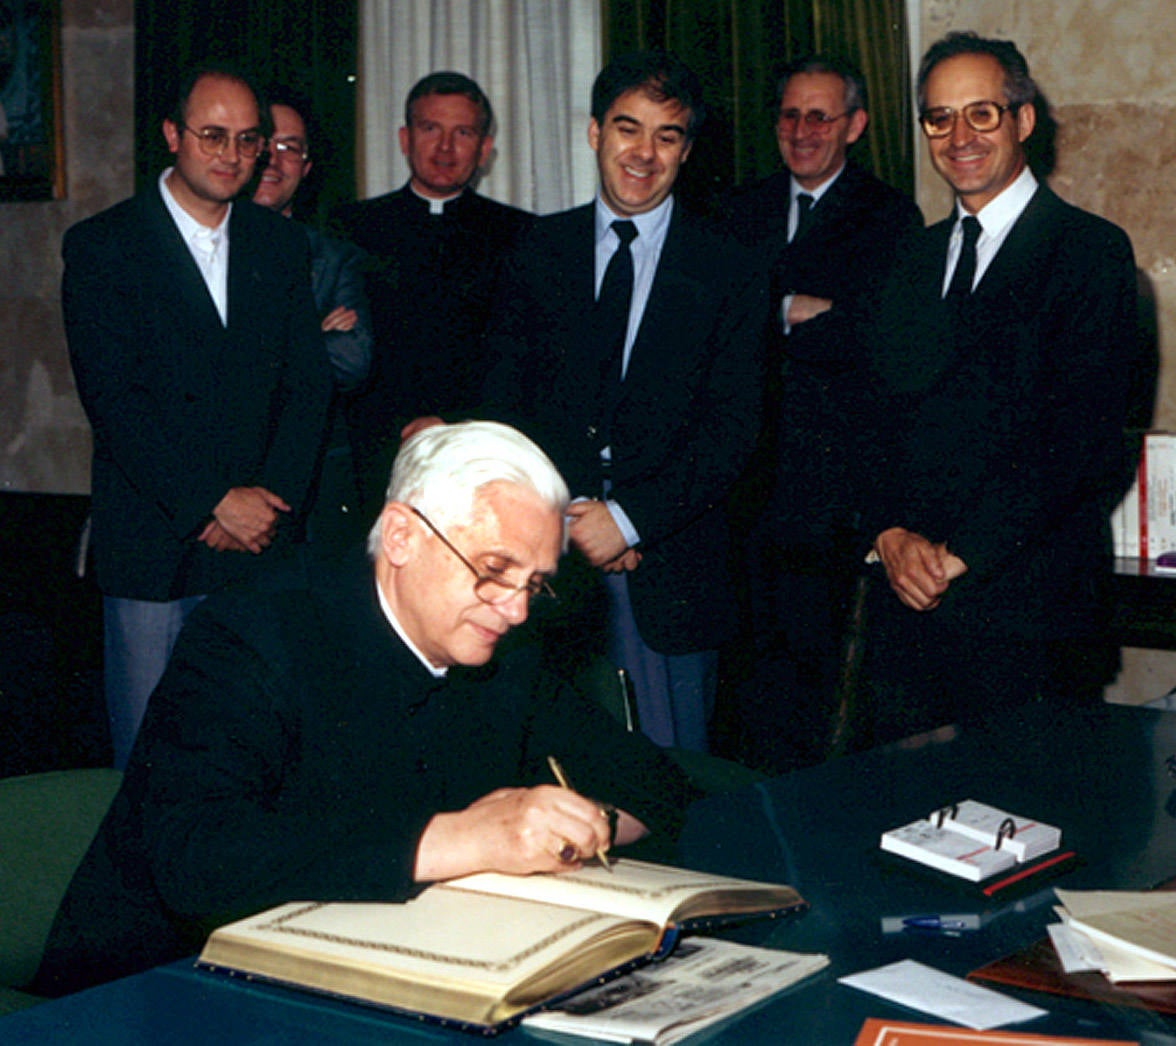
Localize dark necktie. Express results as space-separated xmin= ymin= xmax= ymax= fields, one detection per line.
xmin=946 ymin=215 xmax=981 ymax=300
xmin=792 ymin=193 xmax=815 ymax=242
xmin=594 ymin=220 xmax=638 ymax=442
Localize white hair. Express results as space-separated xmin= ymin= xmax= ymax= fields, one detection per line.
xmin=366 ymin=421 xmax=570 ymax=555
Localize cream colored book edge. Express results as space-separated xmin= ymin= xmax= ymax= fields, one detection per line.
xmin=448 ymin=857 xmax=805 ymax=926
xmin=196 ymin=859 xmax=806 ymax=1032
xmin=198 ymin=892 xmax=662 ymax=1030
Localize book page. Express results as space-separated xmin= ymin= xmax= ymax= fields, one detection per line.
xmin=199 ymin=892 xmax=662 ymax=1026
xmin=443 ymin=858 xmax=800 ymax=926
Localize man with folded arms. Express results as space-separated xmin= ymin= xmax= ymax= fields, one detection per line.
xmin=34 ymin=421 xmax=694 ymax=997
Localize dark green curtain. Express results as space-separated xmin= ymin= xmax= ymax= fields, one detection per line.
xmin=603 ymin=0 xmax=912 ymax=207
xmin=134 ymin=0 xmax=358 ymax=228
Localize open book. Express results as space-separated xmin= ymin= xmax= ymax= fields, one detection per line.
xmin=196 ymin=859 xmax=806 ymax=1034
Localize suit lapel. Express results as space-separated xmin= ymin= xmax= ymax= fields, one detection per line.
xmin=138 ymin=189 xmax=227 ymax=335
xmin=970 ymin=185 xmax=1055 ymax=304
xmin=620 ymin=206 xmax=708 ymax=396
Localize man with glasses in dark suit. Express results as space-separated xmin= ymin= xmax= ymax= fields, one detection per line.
xmin=62 ymin=62 xmax=331 ymax=767
xmin=852 ymin=32 xmax=1136 ymax=746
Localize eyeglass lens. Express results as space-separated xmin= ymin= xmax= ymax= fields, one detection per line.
xmin=920 ymin=101 xmax=1007 ymax=137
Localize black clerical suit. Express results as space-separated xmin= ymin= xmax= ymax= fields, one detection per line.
xmin=715 ymin=164 xmax=923 ymax=772
xmin=482 ymin=202 xmax=768 ymax=660
xmin=33 ymin=552 xmax=695 ymax=997
xmin=332 ymin=186 xmax=532 ymax=512
xmin=63 ymin=190 xmax=333 ymax=601
xmin=855 ymin=182 xmax=1137 ymax=745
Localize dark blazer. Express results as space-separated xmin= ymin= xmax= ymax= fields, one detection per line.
xmin=483 ymin=202 xmax=769 ymax=654
xmin=33 ymin=552 xmax=694 ymax=996
xmin=63 ymin=189 xmax=333 ymax=601
xmin=862 ymin=183 xmax=1137 ymax=639
xmin=332 ymin=185 xmax=533 ymax=426
xmin=721 ymin=163 xmax=924 ymax=545
xmin=304 ymin=224 xmax=372 ymax=393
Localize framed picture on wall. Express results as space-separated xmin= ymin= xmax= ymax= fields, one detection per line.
xmin=0 ymin=0 xmax=63 ymax=202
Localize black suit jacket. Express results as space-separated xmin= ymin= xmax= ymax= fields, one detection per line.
xmin=862 ymin=183 xmax=1137 ymax=639
xmin=483 ymin=202 xmax=769 ymax=654
xmin=721 ymin=164 xmax=924 ymax=544
xmin=332 ymin=185 xmax=533 ymax=428
xmin=62 ymin=189 xmax=333 ymax=600
xmin=33 ymin=552 xmax=694 ymax=996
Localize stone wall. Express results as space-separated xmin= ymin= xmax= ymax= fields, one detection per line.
xmin=0 ymin=0 xmax=132 ymax=494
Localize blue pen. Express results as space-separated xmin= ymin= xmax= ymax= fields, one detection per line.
xmin=902 ymin=916 xmax=974 ymax=931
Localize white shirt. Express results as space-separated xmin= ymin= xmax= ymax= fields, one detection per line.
xmin=942 ymin=165 xmax=1038 ymax=296
xmin=159 ymin=168 xmax=231 ymax=325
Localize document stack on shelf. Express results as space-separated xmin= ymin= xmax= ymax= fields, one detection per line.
xmin=196 ymin=859 xmax=807 ymax=1034
xmin=880 ymin=800 xmax=1070 ymax=892
xmin=1112 ymin=430 xmax=1176 ymax=559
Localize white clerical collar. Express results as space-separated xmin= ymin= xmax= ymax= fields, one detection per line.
xmin=375 ymin=576 xmax=447 ymax=678
xmin=158 ymin=167 xmax=231 ymax=241
xmin=790 ymin=162 xmax=844 ymax=205
xmin=955 ymin=165 xmax=1037 ymax=239
xmin=593 ymin=192 xmax=674 ymax=246
xmin=410 ymin=184 xmax=464 ymax=215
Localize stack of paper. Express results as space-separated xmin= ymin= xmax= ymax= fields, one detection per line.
xmin=1052 ymin=888 xmax=1176 ymax=982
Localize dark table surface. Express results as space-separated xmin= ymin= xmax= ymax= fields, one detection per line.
xmin=6 ymin=700 xmax=1176 ymax=1044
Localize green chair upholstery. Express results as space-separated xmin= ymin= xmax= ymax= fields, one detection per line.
xmin=572 ymin=657 xmax=767 ymax=794
xmin=0 ymin=767 xmax=121 ymax=1012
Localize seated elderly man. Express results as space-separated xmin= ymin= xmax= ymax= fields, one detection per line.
xmin=34 ymin=421 xmax=695 ymax=997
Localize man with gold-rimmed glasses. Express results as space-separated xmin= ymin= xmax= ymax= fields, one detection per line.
xmin=34 ymin=420 xmax=693 ymax=997
xmin=60 ymin=61 xmax=331 ymax=769
xmin=853 ymin=31 xmax=1137 ymax=747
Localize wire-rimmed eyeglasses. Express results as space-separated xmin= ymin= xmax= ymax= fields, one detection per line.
xmin=179 ymin=124 xmax=266 ymax=159
xmin=411 ymin=507 xmax=556 ymax=605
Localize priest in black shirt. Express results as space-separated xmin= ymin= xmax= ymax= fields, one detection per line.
xmin=34 ymin=421 xmax=694 ymax=997
xmin=332 ymin=73 xmax=533 ymax=517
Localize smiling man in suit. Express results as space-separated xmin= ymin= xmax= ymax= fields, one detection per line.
xmin=853 ymin=32 xmax=1137 ymax=745
xmin=483 ymin=50 xmax=768 ymax=753
xmin=715 ymin=55 xmax=923 ymax=773
xmin=253 ymin=84 xmax=373 ymax=555
xmin=63 ymin=62 xmax=332 ymax=767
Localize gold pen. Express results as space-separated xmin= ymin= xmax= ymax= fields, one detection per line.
xmin=546 ymin=755 xmax=612 ymax=871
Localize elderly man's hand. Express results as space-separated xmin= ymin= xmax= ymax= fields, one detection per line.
xmin=413 ymin=786 xmax=614 ymax=881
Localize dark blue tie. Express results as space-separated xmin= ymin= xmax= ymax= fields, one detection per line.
xmin=946 ymin=215 xmax=981 ymax=301
xmin=595 ymin=220 xmax=638 ymax=443
xmin=792 ymin=193 xmax=815 ymax=242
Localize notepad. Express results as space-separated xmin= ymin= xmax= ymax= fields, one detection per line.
xmin=881 ymin=801 xmax=1061 ymax=882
